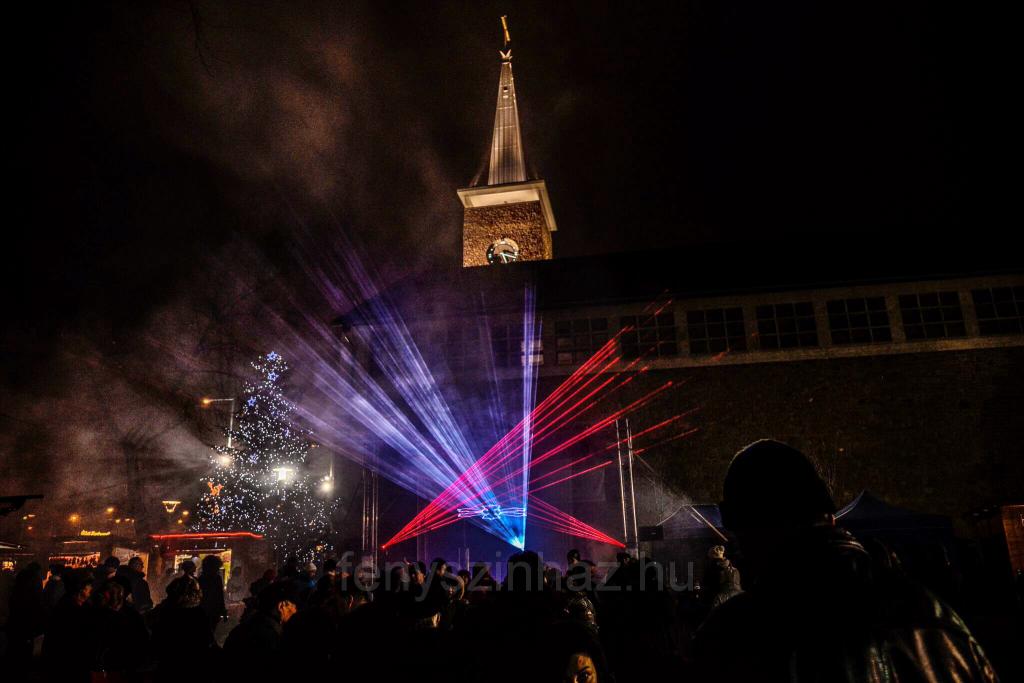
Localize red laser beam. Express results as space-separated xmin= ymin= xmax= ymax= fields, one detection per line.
xmin=390 ymin=335 xmax=625 ymax=535
xmin=391 ymin=379 xmax=672 ymax=541
xmin=387 ymin=341 xmax=633 ymax=544
xmin=529 ymin=459 xmax=614 ymax=495
xmin=385 ymin=299 xmax=682 ymax=550
xmin=385 ymin=381 xmax=677 ymax=545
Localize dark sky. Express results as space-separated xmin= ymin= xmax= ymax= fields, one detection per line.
xmin=7 ymin=1 xmax=1010 ymax=326
xmin=1 ymin=1 xmax=1012 ymax=512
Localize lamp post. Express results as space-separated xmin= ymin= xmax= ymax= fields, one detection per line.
xmin=200 ymin=397 xmax=236 ymax=449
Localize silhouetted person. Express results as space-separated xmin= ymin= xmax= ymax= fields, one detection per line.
xmin=694 ymin=439 xmax=999 ymax=682
xmin=5 ymin=562 xmax=45 ymax=674
xmin=282 ymin=575 xmax=350 ymax=676
xmin=289 ymin=561 xmax=318 ymax=609
xmin=566 ymin=548 xmax=582 ymax=573
xmin=469 ymin=562 xmax=497 ymax=599
xmin=250 ymin=568 xmax=276 ymax=597
xmin=83 ymin=579 xmax=149 ymax=678
xmin=178 ymin=558 xmax=197 ymax=579
xmin=279 ymin=554 xmax=300 ymax=580
xmin=223 ymin=582 xmax=296 ymax=677
xmin=603 ymin=551 xmax=633 ymax=590
xmin=41 ymin=563 xmax=67 ymax=615
xmin=226 ymin=565 xmax=246 ymax=603
xmin=101 ymin=556 xmax=120 ymax=581
xmin=42 ymin=569 xmax=94 ymax=682
xmin=117 ymin=556 xmax=153 ymax=613
xmin=150 ymin=576 xmax=215 ymax=681
xmin=539 ymin=620 xmax=611 ymax=683
xmin=322 ymin=557 xmax=339 ymax=578
xmin=701 ymin=545 xmax=742 ymax=616
xmin=198 ymin=555 xmax=227 ymax=630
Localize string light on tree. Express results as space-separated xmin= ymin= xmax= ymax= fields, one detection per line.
xmin=192 ymin=351 xmax=332 ymax=560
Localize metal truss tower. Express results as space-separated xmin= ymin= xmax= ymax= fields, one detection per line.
xmin=616 ymin=419 xmax=640 ymax=558
xmin=361 ymin=467 xmax=379 ymax=570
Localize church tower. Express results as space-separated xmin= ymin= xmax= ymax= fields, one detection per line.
xmin=458 ymin=17 xmax=557 ymax=267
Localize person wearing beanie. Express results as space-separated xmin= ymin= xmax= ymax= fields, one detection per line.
xmin=693 ymin=439 xmax=998 ymax=683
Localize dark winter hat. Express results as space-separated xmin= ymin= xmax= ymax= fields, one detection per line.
xmin=721 ymin=439 xmax=836 ymax=531
xmin=258 ymin=582 xmax=292 ymax=613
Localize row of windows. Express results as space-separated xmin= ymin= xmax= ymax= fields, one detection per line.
xmin=446 ymin=286 xmax=1023 ymax=368
xmin=554 ymin=317 xmax=610 ymax=366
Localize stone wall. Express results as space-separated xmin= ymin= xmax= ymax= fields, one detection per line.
xmin=462 ymin=201 xmax=553 ymax=267
xmin=539 ymin=346 xmax=1024 ymax=534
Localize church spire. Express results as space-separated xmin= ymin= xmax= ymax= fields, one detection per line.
xmin=487 ymin=16 xmax=527 ymax=186
xmin=458 ymin=16 xmax=556 ymax=267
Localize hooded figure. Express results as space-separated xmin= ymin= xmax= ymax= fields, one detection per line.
xmin=694 ymin=439 xmax=999 ymax=683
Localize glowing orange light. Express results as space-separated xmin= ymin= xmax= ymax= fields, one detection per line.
xmin=201 ymin=397 xmax=213 ymax=406
xmin=68 ymin=514 xmax=80 ymax=523
xmin=106 ymin=507 xmax=115 ymax=514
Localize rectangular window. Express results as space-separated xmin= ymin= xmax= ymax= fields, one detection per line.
xmin=554 ymin=318 xmax=610 ymax=366
xmin=898 ymin=291 xmax=966 ymax=340
xmin=756 ymin=302 xmax=819 ymax=349
xmin=826 ymin=297 xmax=892 ymax=345
xmin=491 ymin=323 xmax=543 ymax=367
xmin=619 ymin=312 xmax=679 ymax=359
xmin=972 ymin=286 xmax=1024 ymax=336
xmin=687 ymin=307 xmax=746 ymax=355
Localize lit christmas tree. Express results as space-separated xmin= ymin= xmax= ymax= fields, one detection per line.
xmin=193 ymin=351 xmax=331 ymax=561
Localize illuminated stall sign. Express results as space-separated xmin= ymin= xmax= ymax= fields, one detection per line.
xmin=49 ymin=552 xmax=102 ymax=569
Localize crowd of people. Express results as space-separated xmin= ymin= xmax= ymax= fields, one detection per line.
xmin=0 ymin=440 xmax=1014 ymax=681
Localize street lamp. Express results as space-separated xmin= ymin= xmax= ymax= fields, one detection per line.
xmin=200 ymin=397 xmax=236 ymax=449
xmin=319 ymin=461 xmax=335 ymax=495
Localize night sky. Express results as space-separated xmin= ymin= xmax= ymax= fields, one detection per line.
xmin=1 ymin=2 xmax=1011 ymax=517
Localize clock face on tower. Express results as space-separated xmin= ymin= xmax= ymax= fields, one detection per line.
xmin=486 ymin=238 xmax=520 ymax=264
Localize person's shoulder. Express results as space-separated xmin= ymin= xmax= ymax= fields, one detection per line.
xmin=709 ymin=588 xmax=755 ymax=613
xmin=695 ymin=590 xmax=759 ymax=640
xmin=870 ymin=570 xmax=981 ymax=642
